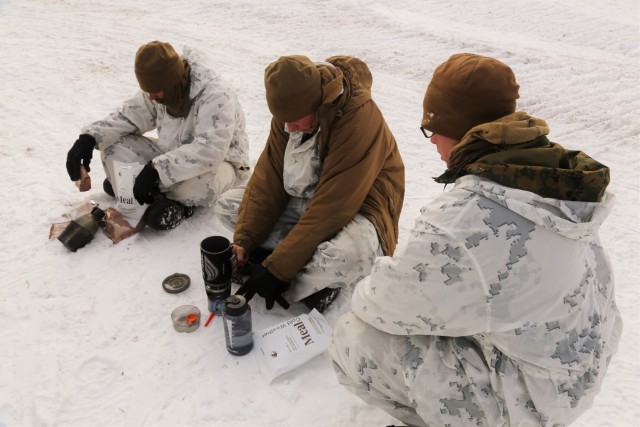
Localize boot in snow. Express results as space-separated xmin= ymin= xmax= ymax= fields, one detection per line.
xmin=144 ymin=197 xmax=196 ymax=230
xmin=302 ymin=287 xmax=342 ymax=313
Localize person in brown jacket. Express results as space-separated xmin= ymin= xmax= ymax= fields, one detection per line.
xmin=214 ymin=55 xmax=404 ymax=312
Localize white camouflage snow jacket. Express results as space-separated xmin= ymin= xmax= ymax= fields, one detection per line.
xmin=82 ymin=46 xmax=250 ymax=187
xmin=351 ymin=174 xmax=622 ymax=425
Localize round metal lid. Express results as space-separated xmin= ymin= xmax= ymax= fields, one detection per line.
xmin=162 ymin=273 xmax=191 ymax=294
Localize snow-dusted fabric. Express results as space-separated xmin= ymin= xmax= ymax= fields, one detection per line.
xmin=330 ymin=175 xmax=622 ymax=426
xmin=214 ymin=186 xmax=382 ymax=302
xmin=289 ymin=214 xmax=382 ymax=301
xmin=82 ymin=46 xmax=250 ymax=205
xmin=282 ymin=127 xmax=322 ymax=198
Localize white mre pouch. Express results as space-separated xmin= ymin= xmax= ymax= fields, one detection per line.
xmin=253 ymin=309 xmax=332 ymax=383
xmin=112 ymin=161 xmax=147 ymax=226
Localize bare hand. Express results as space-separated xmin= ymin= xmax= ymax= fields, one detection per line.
xmin=232 ymin=244 xmax=248 ymax=265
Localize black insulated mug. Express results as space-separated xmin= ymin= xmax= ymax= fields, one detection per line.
xmin=200 ymin=236 xmax=234 ymax=313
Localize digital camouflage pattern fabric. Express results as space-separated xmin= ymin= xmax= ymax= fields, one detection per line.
xmin=330 ymin=173 xmax=621 ymax=426
xmin=436 ymin=112 xmax=609 ymax=203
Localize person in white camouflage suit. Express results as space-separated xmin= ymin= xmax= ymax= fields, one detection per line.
xmin=329 ymin=53 xmax=622 ymax=426
xmin=66 ymin=41 xmax=250 ymax=230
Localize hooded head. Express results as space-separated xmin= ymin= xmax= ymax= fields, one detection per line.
xmin=264 ymin=55 xmax=323 ymax=123
xmin=422 ymin=53 xmax=520 ymax=141
xmin=134 ymin=41 xmax=186 ymax=93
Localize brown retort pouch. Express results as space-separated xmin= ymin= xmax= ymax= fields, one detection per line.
xmin=75 ymin=165 xmax=91 ymax=192
xmin=102 ymin=207 xmax=146 ymax=244
xmin=49 ymin=202 xmax=145 ymax=244
xmin=49 ymin=201 xmax=94 ymax=239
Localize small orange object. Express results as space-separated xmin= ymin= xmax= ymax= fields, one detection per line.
xmin=186 ymin=313 xmax=198 ymax=325
xmin=204 ymin=312 xmax=215 ymax=327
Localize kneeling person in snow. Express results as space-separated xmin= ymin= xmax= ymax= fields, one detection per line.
xmin=65 ymin=41 xmax=250 ymax=230
xmin=215 ymin=55 xmax=404 ymax=312
xmin=329 ymin=53 xmax=622 ymax=426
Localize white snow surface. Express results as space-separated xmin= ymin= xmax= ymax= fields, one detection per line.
xmin=1 ymin=0 xmax=639 ymax=426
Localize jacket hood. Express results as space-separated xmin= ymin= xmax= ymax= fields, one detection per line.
xmin=437 ymin=112 xmax=610 ymax=203
xmin=457 ymin=174 xmax=615 ymax=241
xmin=182 ymin=46 xmax=220 ymax=100
xmin=318 ymin=56 xmax=372 ymax=115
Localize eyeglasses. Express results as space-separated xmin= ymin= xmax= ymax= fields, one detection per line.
xmin=420 ymin=127 xmax=433 ymax=139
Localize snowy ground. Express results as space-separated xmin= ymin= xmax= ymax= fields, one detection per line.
xmin=1 ymin=0 xmax=638 ymax=426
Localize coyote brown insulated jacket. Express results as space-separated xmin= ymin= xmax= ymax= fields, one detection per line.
xmin=234 ymin=56 xmax=404 ymax=282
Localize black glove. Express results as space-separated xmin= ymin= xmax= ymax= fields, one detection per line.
xmin=133 ymin=162 xmax=160 ymax=205
xmin=236 ymin=264 xmax=290 ymax=310
xmin=66 ymin=134 xmax=96 ymax=181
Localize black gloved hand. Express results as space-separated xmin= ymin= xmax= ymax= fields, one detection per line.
xmin=236 ymin=264 xmax=290 ymax=310
xmin=66 ymin=134 xmax=96 ymax=181
xmin=133 ymin=161 xmax=160 ymax=205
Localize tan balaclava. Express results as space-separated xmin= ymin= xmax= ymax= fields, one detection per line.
xmin=422 ymin=53 xmax=520 ymax=141
xmin=264 ymin=55 xmax=323 ymax=123
xmin=134 ymin=41 xmax=191 ymax=117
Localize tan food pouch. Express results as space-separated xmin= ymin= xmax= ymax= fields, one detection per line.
xmin=102 ymin=208 xmax=146 ymax=244
xmin=75 ymin=165 xmax=91 ymax=192
xmin=49 ymin=202 xmax=144 ymax=244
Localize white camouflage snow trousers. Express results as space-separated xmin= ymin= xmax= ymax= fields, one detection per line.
xmin=214 ymin=185 xmax=383 ymax=302
xmin=330 ymin=313 xmax=514 ymax=427
xmin=329 ymin=312 xmax=430 ymax=427
xmin=101 ymin=135 xmax=238 ymax=207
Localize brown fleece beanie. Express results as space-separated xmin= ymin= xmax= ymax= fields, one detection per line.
xmin=134 ymin=41 xmax=185 ymax=93
xmin=264 ymin=55 xmax=322 ymax=122
xmin=422 ymin=53 xmax=520 ymax=141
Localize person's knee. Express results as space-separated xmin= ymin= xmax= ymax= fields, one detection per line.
xmin=164 ymin=176 xmax=213 ymax=206
xmin=213 ymin=186 xmax=245 ymax=228
xmin=329 ymin=313 xmax=361 ymax=363
xmin=166 ymin=165 xmax=238 ymax=207
xmin=300 ymin=218 xmax=380 ymax=291
xmin=329 ymin=313 xmax=359 ymax=379
xmin=214 ymin=187 xmax=245 ymax=212
xmin=325 ymin=216 xmax=381 ymax=262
